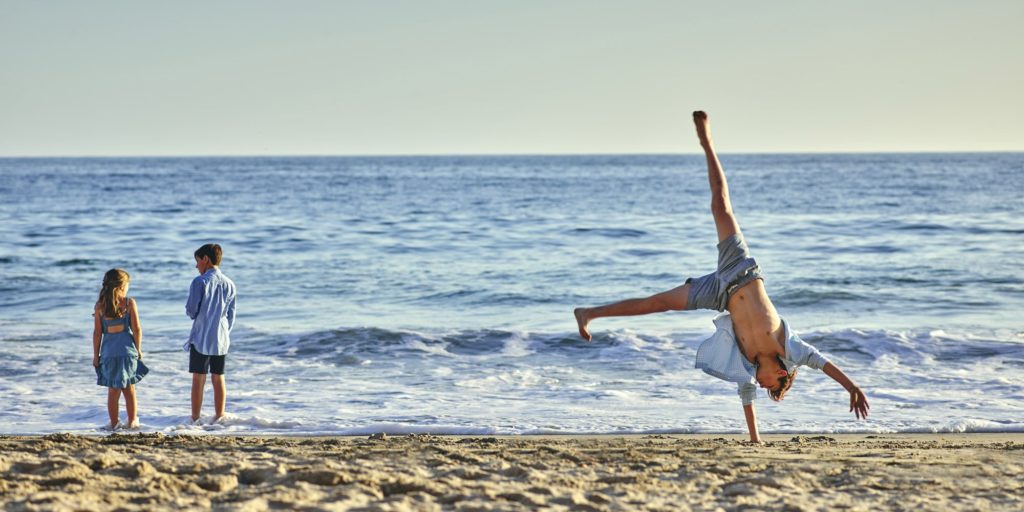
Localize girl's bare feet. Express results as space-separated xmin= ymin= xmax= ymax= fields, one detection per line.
xmin=574 ymin=308 xmax=592 ymax=341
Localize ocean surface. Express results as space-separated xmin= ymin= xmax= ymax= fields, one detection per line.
xmin=1 ymin=153 xmax=1022 ymax=436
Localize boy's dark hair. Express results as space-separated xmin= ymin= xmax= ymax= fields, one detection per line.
xmin=195 ymin=243 xmax=223 ymax=266
xmin=768 ymin=355 xmax=796 ymax=402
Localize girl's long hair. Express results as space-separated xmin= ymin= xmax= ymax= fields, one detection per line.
xmin=96 ymin=268 xmax=130 ymax=319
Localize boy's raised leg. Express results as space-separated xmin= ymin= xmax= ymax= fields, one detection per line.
xmin=575 ymin=283 xmax=690 ymax=341
xmin=693 ymin=111 xmax=741 ymax=243
xmin=573 ymin=113 xmax=733 ymax=341
xmin=191 ymin=373 xmax=206 ymax=422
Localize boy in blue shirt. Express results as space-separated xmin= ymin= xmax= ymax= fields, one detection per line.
xmin=574 ymin=111 xmax=869 ymax=442
xmin=185 ymin=243 xmax=237 ymax=424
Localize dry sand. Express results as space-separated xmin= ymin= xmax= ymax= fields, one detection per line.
xmin=1 ymin=433 xmax=1022 ymax=511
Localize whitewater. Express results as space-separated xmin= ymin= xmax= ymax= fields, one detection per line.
xmin=1 ymin=153 xmax=1022 ymax=435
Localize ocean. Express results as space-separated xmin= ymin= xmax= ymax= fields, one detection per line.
xmin=1 ymin=153 xmax=1022 ymax=435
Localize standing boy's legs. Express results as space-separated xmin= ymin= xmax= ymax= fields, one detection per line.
xmin=190 ymin=346 xmax=227 ymax=422
xmin=211 ymin=374 xmax=226 ymax=421
xmin=191 ymin=373 xmax=206 ymax=422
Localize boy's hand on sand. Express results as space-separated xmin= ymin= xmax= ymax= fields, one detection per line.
xmin=693 ymin=110 xmax=713 ymax=147
xmin=849 ymin=386 xmax=870 ymax=419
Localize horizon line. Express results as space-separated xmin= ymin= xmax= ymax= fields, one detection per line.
xmin=1 ymin=149 xmax=1022 ymax=159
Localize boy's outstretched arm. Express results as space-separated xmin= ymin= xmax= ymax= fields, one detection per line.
xmin=743 ymin=403 xmax=761 ymax=443
xmin=822 ymin=362 xmax=870 ymax=419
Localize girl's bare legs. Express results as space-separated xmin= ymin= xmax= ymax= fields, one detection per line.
xmin=106 ymin=388 xmax=121 ymax=427
xmin=123 ymin=384 xmax=138 ymax=428
xmin=574 ymin=283 xmax=690 ymax=341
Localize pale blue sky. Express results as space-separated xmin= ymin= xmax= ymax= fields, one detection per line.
xmin=2 ymin=1 xmax=1022 ymax=156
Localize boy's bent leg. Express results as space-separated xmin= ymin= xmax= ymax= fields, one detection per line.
xmin=211 ymin=374 xmax=226 ymax=421
xmin=575 ymin=283 xmax=690 ymax=341
xmin=191 ymin=373 xmax=206 ymax=421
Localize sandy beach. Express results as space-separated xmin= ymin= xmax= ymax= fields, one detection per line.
xmin=1 ymin=433 xmax=1022 ymax=511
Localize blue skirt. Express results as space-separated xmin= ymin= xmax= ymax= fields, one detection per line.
xmin=96 ymin=356 xmax=149 ymax=389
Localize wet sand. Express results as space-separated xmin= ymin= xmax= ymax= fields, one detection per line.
xmin=1 ymin=433 xmax=1022 ymax=511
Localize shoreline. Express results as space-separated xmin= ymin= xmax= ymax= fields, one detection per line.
xmin=6 ymin=431 xmax=1024 ymax=441
xmin=3 ymin=433 xmax=1022 ymax=510
xmin=6 ymin=432 xmax=1024 ymax=440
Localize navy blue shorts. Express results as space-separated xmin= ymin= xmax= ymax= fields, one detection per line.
xmin=189 ymin=345 xmax=226 ymax=375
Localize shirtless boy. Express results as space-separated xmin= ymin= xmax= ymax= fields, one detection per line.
xmin=574 ymin=111 xmax=869 ymax=442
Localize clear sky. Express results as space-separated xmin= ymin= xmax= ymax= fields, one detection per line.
xmin=2 ymin=1 xmax=1022 ymax=156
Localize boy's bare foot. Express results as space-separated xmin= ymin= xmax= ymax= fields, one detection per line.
xmin=212 ymin=415 xmax=225 ymax=425
xmin=574 ymin=308 xmax=593 ymax=341
xmin=693 ymin=110 xmax=713 ymax=147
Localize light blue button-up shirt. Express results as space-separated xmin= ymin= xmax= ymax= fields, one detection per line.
xmin=185 ymin=267 xmax=236 ymax=356
xmin=694 ymin=313 xmax=829 ymax=405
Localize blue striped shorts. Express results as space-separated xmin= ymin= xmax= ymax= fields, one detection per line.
xmin=685 ymin=233 xmax=763 ymax=312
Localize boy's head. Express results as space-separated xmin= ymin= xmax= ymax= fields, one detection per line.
xmin=194 ymin=243 xmax=223 ymax=273
xmin=756 ymin=354 xmax=797 ymax=401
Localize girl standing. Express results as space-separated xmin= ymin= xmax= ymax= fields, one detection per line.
xmin=93 ymin=268 xmax=149 ymax=430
